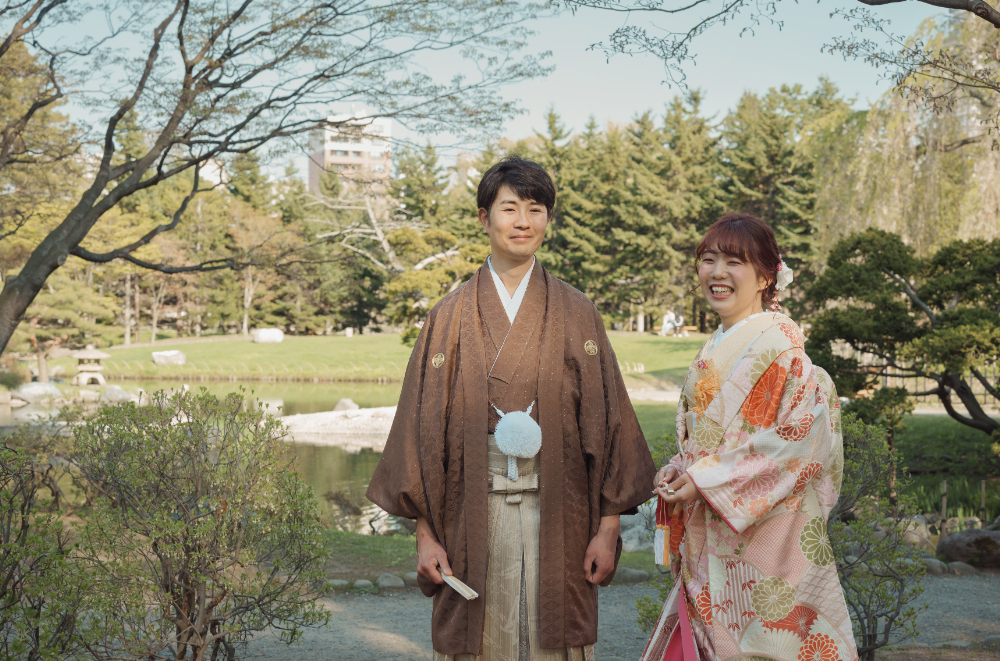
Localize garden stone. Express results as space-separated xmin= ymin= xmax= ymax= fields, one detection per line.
xmin=983 ymin=635 xmax=1000 ymax=647
xmin=14 ymin=382 xmax=62 ymax=403
xmin=376 ymin=573 xmax=405 ymax=589
xmin=621 ymin=514 xmax=653 ymax=552
xmin=329 ymin=579 xmax=349 ymax=589
xmin=610 ymin=567 xmax=649 ymax=585
xmin=334 ymin=398 xmax=360 ymax=411
xmin=78 ymin=389 xmax=100 ymax=402
xmin=151 ymin=350 xmax=186 ymax=366
xmin=943 ymin=516 xmax=981 ymax=535
xmin=251 ymin=328 xmax=284 ymax=343
xmin=933 ymin=641 xmax=971 ymax=649
xmin=947 ymin=561 xmax=978 ymax=575
xmin=404 ymin=572 xmax=420 ymax=587
xmin=352 ymin=579 xmax=373 ymax=589
xmin=922 ymin=558 xmax=947 ymax=576
xmin=101 ymin=385 xmax=135 ymax=403
xmin=938 ymin=530 xmax=1000 ymax=567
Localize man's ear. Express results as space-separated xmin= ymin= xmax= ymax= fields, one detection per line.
xmin=477 ymin=207 xmax=490 ymax=233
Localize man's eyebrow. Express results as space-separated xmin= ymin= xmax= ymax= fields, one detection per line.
xmin=498 ymin=198 xmax=522 ymax=205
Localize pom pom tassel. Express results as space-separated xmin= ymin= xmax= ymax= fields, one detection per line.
xmin=508 ymin=456 xmax=519 ymax=482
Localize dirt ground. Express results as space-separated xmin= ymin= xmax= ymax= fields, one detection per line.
xmin=241 ymin=571 xmax=1000 ymax=661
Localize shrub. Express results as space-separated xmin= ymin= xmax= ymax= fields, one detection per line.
xmin=831 ymin=415 xmax=928 ymax=661
xmin=73 ymin=389 xmax=330 ymax=661
xmin=0 ymin=445 xmax=92 ymax=660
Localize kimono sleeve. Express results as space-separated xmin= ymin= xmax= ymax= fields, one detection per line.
xmin=592 ymin=308 xmax=657 ymax=518
xmin=365 ymin=317 xmax=435 ymax=521
xmin=686 ymin=348 xmax=840 ymax=535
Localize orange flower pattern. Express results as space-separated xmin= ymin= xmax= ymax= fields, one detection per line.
xmin=748 ymin=498 xmax=771 ymax=517
xmin=742 ymin=362 xmax=787 ymax=427
xmin=780 ymin=322 xmax=805 ymax=349
xmin=793 ymin=462 xmax=824 ymax=495
xmin=778 ymin=413 xmax=816 ymax=442
xmin=696 ymin=584 xmax=713 ymax=626
xmin=798 ymin=633 xmax=839 ymax=661
xmin=764 ymin=605 xmax=819 ymax=640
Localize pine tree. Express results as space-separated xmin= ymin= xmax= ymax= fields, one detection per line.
xmin=392 ymin=143 xmax=447 ymax=224
xmin=719 ymin=81 xmax=850 ymax=282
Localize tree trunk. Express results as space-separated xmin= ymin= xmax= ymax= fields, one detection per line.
xmin=37 ymin=351 xmax=49 ymax=383
xmin=134 ymin=276 xmax=140 ymax=344
xmin=150 ymin=305 xmax=159 ymax=345
xmin=242 ymin=266 xmax=255 ymax=338
xmin=124 ymin=274 xmax=132 ymax=346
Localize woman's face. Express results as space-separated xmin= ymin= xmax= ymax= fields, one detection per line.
xmin=698 ymin=248 xmax=769 ymax=329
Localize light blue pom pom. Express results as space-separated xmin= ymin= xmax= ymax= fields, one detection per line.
xmin=494 ymin=402 xmax=542 ymax=481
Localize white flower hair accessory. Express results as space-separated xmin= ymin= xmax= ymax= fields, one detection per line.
xmin=775 ymin=259 xmax=794 ymax=291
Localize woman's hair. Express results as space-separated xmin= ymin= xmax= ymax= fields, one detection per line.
xmin=696 ymin=213 xmax=781 ymax=306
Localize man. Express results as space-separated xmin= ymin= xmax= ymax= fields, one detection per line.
xmin=367 ymin=155 xmax=655 ymax=660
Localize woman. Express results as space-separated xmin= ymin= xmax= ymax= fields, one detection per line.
xmin=640 ymin=213 xmax=858 ymax=661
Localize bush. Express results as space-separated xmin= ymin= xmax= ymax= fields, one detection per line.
xmin=72 ymin=389 xmax=330 ymax=661
xmin=831 ymin=415 xmax=928 ymax=661
xmin=0 ymin=445 xmax=92 ymax=660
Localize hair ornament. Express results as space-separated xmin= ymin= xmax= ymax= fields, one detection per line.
xmin=775 ymin=258 xmax=794 ymax=291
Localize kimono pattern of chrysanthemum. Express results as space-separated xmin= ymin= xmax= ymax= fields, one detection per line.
xmin=641 ymin=313 xmax=859 ymax=661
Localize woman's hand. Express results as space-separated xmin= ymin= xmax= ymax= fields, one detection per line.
xmin=655 ymin=472 xmax=701 ymax=506
xmin=415 ymin=517 xmax=452 ymax=585
xmin=652 ymin=465 xmax=678 ymax=497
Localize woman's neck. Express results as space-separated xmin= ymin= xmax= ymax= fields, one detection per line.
xmin=719 ymin=303 xmax=764 ymax=332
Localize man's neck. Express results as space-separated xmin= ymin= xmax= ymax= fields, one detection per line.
xmin=490 ymin=252 xmax=534 ymax=297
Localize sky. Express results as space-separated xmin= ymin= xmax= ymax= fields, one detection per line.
xmin=487 ymin=1 xmax=940 ymax=141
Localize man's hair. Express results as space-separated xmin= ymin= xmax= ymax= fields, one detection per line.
xmin=477 ymin=154 xmax=556 ymax=217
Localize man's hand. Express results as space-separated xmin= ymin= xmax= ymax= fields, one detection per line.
xmin=583 ymin=515 xmax=620 ymax=585
xmin=416 ymin=517 xmax=452 ymax=585
xmin=655 ymin=472 xmax=701 ymax=506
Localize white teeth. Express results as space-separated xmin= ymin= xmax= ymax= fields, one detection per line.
xmin=711 ymin=286 xmax=732 ymax=294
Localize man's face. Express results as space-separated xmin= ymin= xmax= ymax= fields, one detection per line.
xmin=477 ymin=184 xmax=549 ymax=262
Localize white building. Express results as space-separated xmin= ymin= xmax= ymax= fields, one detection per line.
xmin=308 ymin=113 xmax=392 ymax=193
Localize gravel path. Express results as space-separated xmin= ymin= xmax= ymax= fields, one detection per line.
xmin=243 ymin=573 xmax=1000 ymax=660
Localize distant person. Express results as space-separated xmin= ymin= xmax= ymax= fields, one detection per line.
xmin=673 ymin=312 xmax=685 ymax=337
xmin=367 ymin=155 xmax=655 ymax=661
xmin=640 ymin=213 xmax=856 ymax=661
xmin=660 ymin=310 xmax=677 ymax=336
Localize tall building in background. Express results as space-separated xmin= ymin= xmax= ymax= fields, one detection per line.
xmin=308 ymin=113 xmax=392 ymax=194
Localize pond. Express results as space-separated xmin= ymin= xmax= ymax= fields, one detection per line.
xmin=1 ymin=380 xmax=401 ymax=531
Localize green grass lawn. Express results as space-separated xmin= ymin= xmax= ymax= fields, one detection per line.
xmin=607 ymin=333 xmax=704 ymax=389
xmin=41 ymin=330 xmax=705 ymax=387
xmin=46 ymin=334 xmax=417 ymax=381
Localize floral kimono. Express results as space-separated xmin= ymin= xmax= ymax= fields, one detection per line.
xmin=641 ymin=313 xmax=858 ymax=661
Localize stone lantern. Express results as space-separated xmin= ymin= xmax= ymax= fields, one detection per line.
xmin=72 ymin=344 xmax=111 ymax=386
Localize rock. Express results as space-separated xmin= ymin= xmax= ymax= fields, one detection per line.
xmin=251 ymin=328 xmax=284 ymax=343
xmin=376 ymin=573 xmax=405 ymax=589
xmin=620 ymin=515 xmax=653 ymax=552
xmin=983 ymin=634 xmax=1000 ymax=648
xmin=403 ymin=572 xmax=420 ymax=587
xmin=334 ymin=398 xmax=360 ymax=411
xmin=14 ymin=382 xmax=62 ymax=403
xmin=943 ymin=516 xmax=981 ymax=535
xmin=933 ymin=640 xmax=971 ymax=648
xmin=610 ymin=567 xmax=649 ymax=585
xmin=352 ymin=579 xmax=373 ymax=589
xmin=77 ymin=388 xmax=100 ymax=401
xmin=923 ymin=558 xmax=948 ymax=576
xmin=329 ymin=579 xmax=349 ymax=589
xmin=151 ymin=350 xmax=187 ymax=366
xmin=938 ymin=530 xmax=1000 ymax=567
xmin=948 ymin=561 xmax=978 ymax=575
xmin=101 ymin=385 xmax=135 ymax=403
